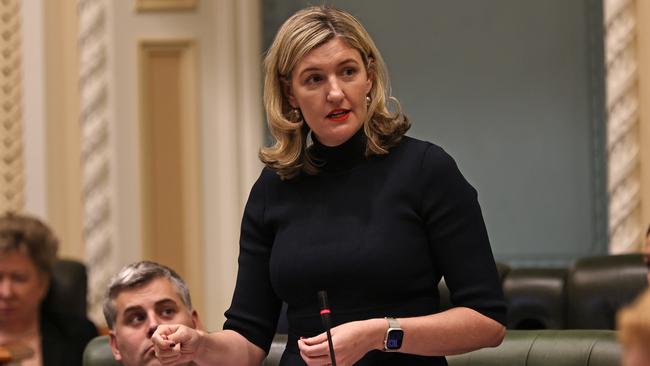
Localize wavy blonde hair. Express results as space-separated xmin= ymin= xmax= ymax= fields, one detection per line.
xmin=260 ymin=5 xmax=410 ymax=180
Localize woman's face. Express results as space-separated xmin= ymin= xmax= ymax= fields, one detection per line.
xmin=286 ymin=37 xmax=372 ymax=147
xmin=623 ymin=344 xmax=650 ymax=366
xmin=0 ymin=249 xmax=49 ymax=328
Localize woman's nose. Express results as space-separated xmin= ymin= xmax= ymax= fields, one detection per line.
xmin=0 ymin=278 xmax=13 ymax=298
xmin=326 ymin=77 xmax=344 ymax=103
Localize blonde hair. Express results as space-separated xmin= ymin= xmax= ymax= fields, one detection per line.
xmin=618 ymin=288 xmax=650 ymax=350
xmin=260 ymin=5 xmax=410 ymax=180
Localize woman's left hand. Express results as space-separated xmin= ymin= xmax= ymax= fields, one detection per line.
xmin=298 ymin=319 xmax=384 ymax=366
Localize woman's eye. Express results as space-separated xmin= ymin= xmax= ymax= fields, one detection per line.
xmin=11 ymin=274 xmax=28 ymax=283
xmin=306 ymin=74 xmax=323 ymax=84
xmin=342 ymin=68 xmax=356 ymax=77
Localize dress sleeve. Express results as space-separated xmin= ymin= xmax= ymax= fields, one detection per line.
xmin=223 ymin=169 xmax=282 ymax=352
xmin=420 ymin=144 xmax=507 ymax=325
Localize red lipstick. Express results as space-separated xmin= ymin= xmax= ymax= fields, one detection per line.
xmin=326 ymin=109 xmax=350 ymax=122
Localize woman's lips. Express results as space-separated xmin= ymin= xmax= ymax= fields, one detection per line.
xmin=326 ymin=109 xmax=350 ymax=122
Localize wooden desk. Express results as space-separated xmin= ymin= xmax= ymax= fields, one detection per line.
xmin=0 ymin=342 xmax=33 ymax=364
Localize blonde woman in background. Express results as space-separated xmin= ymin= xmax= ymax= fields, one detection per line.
xmin=618 ymin=288 xmax=650 ymax=366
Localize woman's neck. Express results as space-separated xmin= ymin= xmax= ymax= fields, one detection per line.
xmin=0 ymin=313 xmax=39 ymax=342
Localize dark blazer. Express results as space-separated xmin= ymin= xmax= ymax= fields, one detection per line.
xmin=41 ymin=315 xmax=98 ymax=366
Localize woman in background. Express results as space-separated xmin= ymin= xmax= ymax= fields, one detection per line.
xmin=0 ymin=213 xmax=97 ymax=366
xmin=618 ymin=288 xmax=650 ymax=366
xmin=153 ymin=6 xmax=506 ymax=365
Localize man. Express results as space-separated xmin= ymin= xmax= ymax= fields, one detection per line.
xmin=103 ymin=261 xmax=202 ymax=366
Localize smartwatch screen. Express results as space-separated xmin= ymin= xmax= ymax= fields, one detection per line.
xmin=387 ymin=329 xmax=404 ymax=349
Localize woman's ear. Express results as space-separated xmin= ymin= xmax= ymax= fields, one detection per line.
xmin=365 ymin=57 xmax=375 ymax=94
xmin=37 ymin=274 xmax=50 ymax=301
xmin=282 ymin=77 xmax=298 ymax=108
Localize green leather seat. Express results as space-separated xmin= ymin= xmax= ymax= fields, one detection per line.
xmin=83 ymin=336 xmax=120 ymax=366
xmin=83 ymin=334 xmax=290 ymax=366
xmin=447 ymin=330 xmax=620 ymax=366
xmin=567 ymin=254 xmax=647 ymax=329
xmin=86 ymin=330 xmax=620 ymax=366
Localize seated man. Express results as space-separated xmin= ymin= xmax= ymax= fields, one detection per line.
xmin=103 ymin=261 xmax=202 ymax=366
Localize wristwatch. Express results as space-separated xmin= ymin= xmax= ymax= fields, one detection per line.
xmin=382 ymin=317 xmax=404 ymax=351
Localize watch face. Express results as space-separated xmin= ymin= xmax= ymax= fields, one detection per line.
xmin=387 ymin=329 xmax=404 ymax=350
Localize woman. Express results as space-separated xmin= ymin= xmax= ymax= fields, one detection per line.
xmin=618 ymin=288 xmax=650 ymax=366
xmin=0 ymin=213 xmax=97 ymax=366
xmin=152 ymin=6 xmax=506 ymax=365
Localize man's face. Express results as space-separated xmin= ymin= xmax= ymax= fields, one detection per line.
xmin=109 ymin=277 xmax=198 ymax=366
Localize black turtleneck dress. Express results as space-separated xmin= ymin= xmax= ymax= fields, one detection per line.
xmin=223 ymin=130 xmax=506 ymax=365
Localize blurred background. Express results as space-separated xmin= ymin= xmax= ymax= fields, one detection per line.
xmin=2 ymin=0 xmax=649 ymax=331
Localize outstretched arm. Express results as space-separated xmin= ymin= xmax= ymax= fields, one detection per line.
xmin=152 ymin=325 xmax=266 ymax=366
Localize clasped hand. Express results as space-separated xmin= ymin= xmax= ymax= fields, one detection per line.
xmin=298 ymin=319 xmax=382 ymax=366
xmin=151 ymin=324 xmax=203 ymax=365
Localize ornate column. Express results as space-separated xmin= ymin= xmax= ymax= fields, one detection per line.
xmin=0 ymin=0 xmax=24 ymax=214
xmin=604 ymin=0 xmax=642 ymax=253
xmin=79 ymin=0 xmax=114 ymax=324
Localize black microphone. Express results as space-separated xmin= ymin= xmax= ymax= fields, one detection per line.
xmin=318 ymin=290 xmax=337 ymax=366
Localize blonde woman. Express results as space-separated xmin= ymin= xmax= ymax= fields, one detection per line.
xmin=152 ymin=6 xmax=506 ymax=365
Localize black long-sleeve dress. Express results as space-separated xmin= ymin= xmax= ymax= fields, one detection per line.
xmin=224 ymin=129 xmax=506 ymax=365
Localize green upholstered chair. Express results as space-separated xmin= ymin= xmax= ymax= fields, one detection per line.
xmin=504 ymin=267 xmax=568 ymax=329
xmin=83 ymin=336 xmax=120 ymax=366
xmin=86 ymin=330 xmax=620 ymax=366
xmin=83 ymin=334 xmax=290 ymax=366
xmin=567 ymin=254 xmax=647 ymax=329
xmin=447 ymin=330 xmax=620 ymax=366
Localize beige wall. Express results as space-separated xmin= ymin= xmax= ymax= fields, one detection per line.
xmin=20 ymin=0 xmax=263 ymax=329
xmin=638 ymin=0 xmax=650 ymax=236
xmin=43 ymin=0 xmax=84 ymax=261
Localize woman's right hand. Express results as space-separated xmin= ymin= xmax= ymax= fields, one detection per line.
xmin=298 ymin=319 xmax=385 ymax=366
xmin=152 ymin=324 xmax=205 ymax=365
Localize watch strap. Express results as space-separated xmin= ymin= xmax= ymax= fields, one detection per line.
xmin=383 ymin=317 xmax=402 ymax=351
xmin=386 ymin=317 xmax=400 ymax=329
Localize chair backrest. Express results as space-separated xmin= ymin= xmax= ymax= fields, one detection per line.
xmin=41 ymin=259 xmax=90 ymax=322
xmin=85 ymin=334 xmax=289 ymax=366
xmin=503 ymin=267 xmax=567 ymax=329
xmin=447 ymin=329 xmax=620 ymax=366
xmin=83 ymin=336 xmax=121 ymax=366
xmin=567 ymin=253 xmax=647 ymax=329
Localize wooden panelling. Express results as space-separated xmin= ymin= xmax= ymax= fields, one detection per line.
xmin=139 ymin=40 xmax=203 ymax=313
xmin=135 ymin=0 xmax=197 ymax=12
xmin=44 ymin=0 xmax=83 ymax=260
